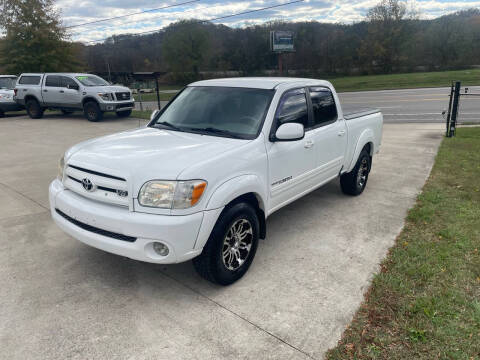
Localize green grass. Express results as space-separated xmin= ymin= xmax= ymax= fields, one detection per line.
xmin=134 ymin=92 xmax=177 ymax=102
xmin=131 ymin=110 xmax=153 ymax=120
xmin=329 ymin=69 xmax=480 ymax=92
xmin=326 ymin=127 xmax=480 ymax=359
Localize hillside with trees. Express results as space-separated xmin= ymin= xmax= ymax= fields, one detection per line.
xmin=82 ymin=2 xmax=480 ymax=83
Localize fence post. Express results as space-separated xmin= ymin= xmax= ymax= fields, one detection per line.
xmin=448 ymin=81 xmax=461 ymax=137
xmin=445 ymin=83 xmax=454 ymax=137
xmin=447 ymin=81 xmax=461 ymax=137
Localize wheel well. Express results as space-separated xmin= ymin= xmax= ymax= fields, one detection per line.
xmin=363 ymin=142 xmax=373 ymax=156
xmin=226 ymin=193 xmax=267 ymax=239
xmin=24 ymin=95 xmax=39 ymax=104
xmin=82 ymin=97 xmax=99 ymax=107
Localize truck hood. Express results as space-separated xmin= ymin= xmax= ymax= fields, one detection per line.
xmin=66 ymin=127 xmax=246 ymax=186
xmin=85 ymin=85 xmax=131 ymax=93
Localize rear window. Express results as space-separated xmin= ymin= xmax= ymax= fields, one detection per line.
xmin=18 ymin=76 xmax=41 ymax=85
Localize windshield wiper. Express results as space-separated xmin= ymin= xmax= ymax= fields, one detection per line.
xmin=187 ymin=127 xmax=244 ymax=139
xmin=153 ymin=121 xmax=184 ymax=132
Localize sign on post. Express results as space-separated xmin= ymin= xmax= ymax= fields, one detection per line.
xmin=270 ymin=31 xmax=295 ymax=52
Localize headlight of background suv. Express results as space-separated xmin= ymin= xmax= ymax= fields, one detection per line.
xmin=57 ymin=156 xmax=65 ymax=181
xmin=98 ymin=93 xmax=113 ymax=101
xmin=138 ymin=180 xmax=207 ymax=209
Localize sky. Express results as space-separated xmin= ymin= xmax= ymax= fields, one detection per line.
xmin=56 ymin=0 xmax=480 ymax=43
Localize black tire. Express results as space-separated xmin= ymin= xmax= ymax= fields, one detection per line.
xmin=61 ymin=109 xmax=74 ymax=115
xmin=26 ymin=99 xmax=44 ymax=119
xmin=83 ymin=101 xmax=103 ymax=122
xmin=193 ymin=202 xmax=260 ymax=285
xmin=116 ymin=109 xmax=132 ymax=118
xmin=0 ymin=110 xmax=4 ymax=118
xmin=340 ymin=149 xmax=371 ymax=196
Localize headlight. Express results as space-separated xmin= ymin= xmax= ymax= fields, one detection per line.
xmin=57 ymin=156 xmax=65 ymax=181
xmin=138 ymin=180 xmax=207 ymax=209
xmin=0 ymin=94 xmax=11 ymax=100
xmin=98 ymin=93 xmax=113 ymax=101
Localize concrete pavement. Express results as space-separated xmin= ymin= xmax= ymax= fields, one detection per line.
xmin=0 ymin=114 xmax=443 ymax=359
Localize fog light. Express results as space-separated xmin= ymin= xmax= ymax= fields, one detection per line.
xmin=153 ymin=242 xmax=169 ymax=256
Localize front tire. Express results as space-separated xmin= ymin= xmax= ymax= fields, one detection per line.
xmin=193 ymin=202 xmax=259 ymax=285
xmin=0 ymin=109 xmax=4 ymax=118
xmin=83 ymin=101 xmax=103 ymax=122
xmin=26 ymin=99 xmax=44 ymax=119
xmin=340 ymin=149 xmax=371 ymax=196
xmin=116 ymin=109 xmax=132 ymax=118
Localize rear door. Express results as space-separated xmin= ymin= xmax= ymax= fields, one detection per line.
xmin=267 ymin=88 xmax=317 ymax=212
xmin=308 ymin=86 xmax=347 ymax=182
xmin=61 ymin=76 xmax=82 ymax=108
xmin=43 ymin=75 xmax=63 ymax=106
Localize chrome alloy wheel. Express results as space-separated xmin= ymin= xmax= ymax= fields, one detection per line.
xmin=222 ymin=219 xmax=253 ymax=271
xmin=357 ymin=157 xmax=369 ymax=188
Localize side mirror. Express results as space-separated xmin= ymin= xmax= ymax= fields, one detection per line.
xmin=273 ymin=123 xmax=305 ymax=141
xmin=68 ymin=84 xmax=79 ymax=90
xmin=150 ymin=109 xmax=160 ymax=121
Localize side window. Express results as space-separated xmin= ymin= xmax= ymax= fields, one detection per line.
xmin=45 ymin=75 xmax=61 ymax=87
xmin=18 ymin=76 xmax=41 ymax=85
xmin=276 ymin=89 xmax=309 ymax=129
xmin=61 ymin=76 xmax=77 ymax=88
xmin=309 ymin=87 xmax=338 ymax=127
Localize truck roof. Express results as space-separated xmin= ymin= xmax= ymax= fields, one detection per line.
xmin=190 ymin=77 xmax=332 ymax=90
xmin=18 ymin=73 xmax=95 ymax=76
xmin=0 ymin=75 xmax=17 ymax=78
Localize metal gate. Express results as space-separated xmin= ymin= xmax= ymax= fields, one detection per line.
xmin=445 ymin=81 xmax=480 ymax=137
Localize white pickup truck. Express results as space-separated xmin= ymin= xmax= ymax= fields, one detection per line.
xmin=0 ymin=75 xmax=23 ymax=117
xmin=49 ymin=78 xmax=383 ymax=285
xmin=14 ymin=73 xmax=134 ymax=121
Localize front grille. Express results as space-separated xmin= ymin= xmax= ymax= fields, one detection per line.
xmin=68 ymin=165 xmax=125 ymax=181
xmin=56 ymin=209 xmax=137 ymax=243
xmin=115 ymin=92 xmax=131 ymax=101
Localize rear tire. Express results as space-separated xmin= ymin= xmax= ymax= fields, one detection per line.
xmin=83 ymin=101 xmax=103 ymax=122
xmin=26 ymin=99 xmax=44 ymax=119
xmin=340 ymin=149 xmax=371 ymax=196
xmin=116 ymin=109 xmax=132 ymax=118
xmin=193 ymin=202 xmax=259 ymax=285
xmin=0 ymin=110 xmax=4 ymax=118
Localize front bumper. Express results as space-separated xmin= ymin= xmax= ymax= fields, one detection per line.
xmin=49 ymin=179 xmax=221 ymax=264
xmin=99 ymin=101 xmax=134 ymax=112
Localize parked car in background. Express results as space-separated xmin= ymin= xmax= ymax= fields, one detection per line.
xmin=49 ymin=77 xmax=383 ymax=285
xmin=0 ymin=75 xmax=23 ymax=117
xmin=14 ymin=73 xmax=134 ymax=121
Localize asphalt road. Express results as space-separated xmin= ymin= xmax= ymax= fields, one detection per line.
xmin=136 ymin=86 xmax=480 ymax=124
xmin=339 ymin=86 xmax=480 ymax=124
xmin=0 ymin=113 xmax=443 ymax=359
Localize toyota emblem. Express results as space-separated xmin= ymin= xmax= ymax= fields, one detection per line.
xmin=82 ymin=178 xmax=95 ymax=192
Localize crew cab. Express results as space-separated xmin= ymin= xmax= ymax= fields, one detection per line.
xmin=49 ymin=78 xmax=383 ymax=285
xmin=0 ymin=75 xmax=23 ymax=117
xmin=15 ymin=73 xmax=134 ymax=121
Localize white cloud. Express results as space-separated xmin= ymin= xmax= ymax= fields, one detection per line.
xmin=54 ymin=0 xmax=480 ymax=43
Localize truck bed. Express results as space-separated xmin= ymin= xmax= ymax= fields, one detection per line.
xmin=342 ymin=106 xmax=381 ymax=120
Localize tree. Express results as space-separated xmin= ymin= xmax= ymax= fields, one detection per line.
xmin=0 ymin=0 xmax=81 ymax=73
xmin=360 ymin=0 xmax=409 ymax=73
xmin=162 ymin=20 xmax=210 ymax=82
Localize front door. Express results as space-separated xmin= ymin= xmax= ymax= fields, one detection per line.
xmin=61 ymin=76 xmax=83 ymax=109
xmin=267 ymin=88 xmax=317 ymax=213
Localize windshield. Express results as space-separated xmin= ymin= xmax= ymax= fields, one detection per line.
xmin=0 ymin=77 xmax=17 ymax=89
xmin=75 ymin=75 xmax=109 ymax=86
xmin=151 ymin=86 xmax=274 ymax=139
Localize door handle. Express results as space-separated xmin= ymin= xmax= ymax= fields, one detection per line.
xmin=304 ymin=140 xmax=314 ymax=148
xmin=59 ymin=90 xmax=64 ymax=93
xmin=337 ymin=130 xmax=346 ymax=137
xmin=43 ymin=89 xmax=48 ymax=92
